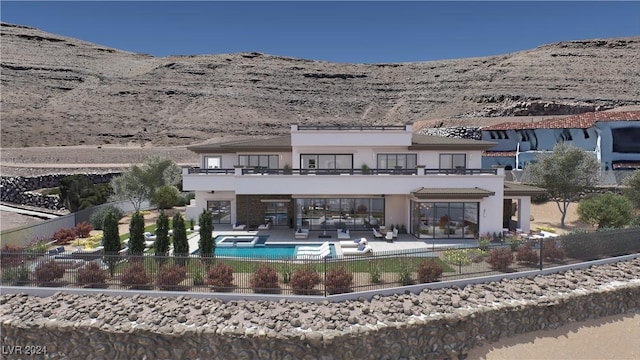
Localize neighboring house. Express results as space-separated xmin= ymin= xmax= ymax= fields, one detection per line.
xmin=182 ymin=124 xmax=545 ymax=238
xmin=481 ymin=111 xmax=640 ymax=171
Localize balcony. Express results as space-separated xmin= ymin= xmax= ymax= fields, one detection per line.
xmin=184 ymin=167 xmax=497 ymax=176
xmin=183 ymin=167 xmax=501 ymax=195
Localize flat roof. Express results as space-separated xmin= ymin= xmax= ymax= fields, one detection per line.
xmin=411 ymin=187 xmax=495 ymax=199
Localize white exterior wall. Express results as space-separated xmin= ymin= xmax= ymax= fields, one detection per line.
xmin=186 ymin=190 xmax=237 ymax=224
xmin=384 ymin=195 xmax=408 ymax=228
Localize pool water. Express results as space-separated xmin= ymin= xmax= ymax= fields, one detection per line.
xmin=192 ymin=236 xmax=336 ymax=258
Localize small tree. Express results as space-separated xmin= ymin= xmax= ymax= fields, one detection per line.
xmin=172 ymin=212 xmax=189 ymax=266
xmin=198 ymin=209 xmax=214 ymax=261
xmin=128 ymin=211 xmax=146 ymax=255
xmin=578 ymin=193 xmax=634 ymax=229
xmin=623 ymin=170 xmax=640 ymax=209
xmin=110 ymin=166 xmax=149 ymax=211
xmin=524 ymin=143 xmax=600 ymax=228
xmin=151 ymin=185 xmax=180 ymax=210
xmin=155 ymin=211 xmax=170 ymax=257
xmin=102 ymin=211 xmax=121 ymax=276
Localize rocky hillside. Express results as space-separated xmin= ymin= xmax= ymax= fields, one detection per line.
xmin=1 ymin=22 xmax=639 ymax=147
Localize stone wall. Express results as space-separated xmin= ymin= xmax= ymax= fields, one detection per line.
xmin=0 ymin=173 xmax=120 ymax=211
xmin=1 ymin=257 xmax=638 ymax=359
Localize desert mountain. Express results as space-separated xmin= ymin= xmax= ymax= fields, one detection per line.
xmin=1 ymin=22 xmax=639 ymax=147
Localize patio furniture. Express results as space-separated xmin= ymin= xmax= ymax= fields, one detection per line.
xmin=392 ymin=228 xmax=399 ymax=238
xmin=385 ymin=231 xmax=394 ymax=242
xmin=342 ymin=244 xmax=372 ymax=256
xmin=372 ymin=228 xmax=383 ymax=239
xmin=233 ymin=223 xmax=247 ymax=230
xmin=258 ymin=221 xmax=271 ymax=230
xmin=336 ymin=228 xmax=350 ymax=240
xmin=295 ymin=228 xmax=309 ymax=239
xmin=340 ymin=238 xmax=367 ymax=248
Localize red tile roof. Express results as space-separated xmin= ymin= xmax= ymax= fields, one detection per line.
xmin=483 ymin=111 xmax=640 ymax=130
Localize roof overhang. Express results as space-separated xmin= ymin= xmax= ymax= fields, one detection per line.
xmin=409 ymin=135 xmax=497 ymax=151
xmin=503 ymin=182 xmax=547 ymax=197
xmin=411 ymin=187 xmax=495 ymax=199
xmin=187 ymin=135 xmax=292 ymax=153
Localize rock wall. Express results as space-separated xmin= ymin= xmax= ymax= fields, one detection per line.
xmin=419 ymin=126 xmax=481 ymax=140
xmin=1 ymin=258 xmax=638 ymax=359
xmin=0 ymin=173 xmax=120 ymax=211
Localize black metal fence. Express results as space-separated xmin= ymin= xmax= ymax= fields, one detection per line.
xmin=2 ymin=228 xmax=639 ymax=296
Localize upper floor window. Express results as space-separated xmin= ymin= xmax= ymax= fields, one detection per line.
xmin=377 ymin=154 xmax=417 ymax=169
xmin=301 ymin=154 xmax=353 ymax=169
xmin=238 ymin=155 xmax=279 ymax=169
xmin=439 ymin=154 xmax=466 ymax=169
xmin=205 ymin=156 xmax=221 ymax=169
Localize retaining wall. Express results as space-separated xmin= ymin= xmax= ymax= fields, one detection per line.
xmin=1 ymin=257 xmax=638 ymax=359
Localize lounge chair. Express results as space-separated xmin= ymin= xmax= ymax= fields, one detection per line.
xmin=385 ymin=231 xmax=394 ymax=242
xmin=258 ymin=221 xmax=271 ymax=230
xmin=144 ymin=232 xmax=157 ymax=240
xmin=372 ymin=228 xmax=383 ymax=239
xmin=232 ymin=223 xmax=246 ymax=230
xmin=336 ymin=228 xmax=350 ymax=240
xmin=297 ymin=246 xmax=331 ymax=260
xmin=342 ymin=244 xmax=372 ymax=256
xmin=392 ymin=228 xmax=399 ymax=238
xmin=339 ymin=238 xmax=367 ymax=248
xmin=294 ymin=228 xmax=309 ymax=239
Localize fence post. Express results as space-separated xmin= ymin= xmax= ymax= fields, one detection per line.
xmin=539 ymin=238 xmax=544 ymax=271
xmin=323 ymin=257 xmax=327 ymax=297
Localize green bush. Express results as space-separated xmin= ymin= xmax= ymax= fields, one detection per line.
xmin=542 ymin=240 xmax=566 ymax=262
xmin=369 ymin=260 xmax=381 ymax=284
xmin=90 ymin=206 xmax=124 ymax=230
xmin=2 ymin=264 xmax=31 ymax=286
xmin=397 ymin=260 xmax=413 ymax=286
xmin=560 ymin=228 xmax=640 ymax=259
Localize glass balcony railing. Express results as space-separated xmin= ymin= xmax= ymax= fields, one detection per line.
xmin=186 ymin=167 xmax=498 ymax=176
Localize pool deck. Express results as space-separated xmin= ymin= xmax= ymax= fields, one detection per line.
xmin=186 ymin=225 xmax=478 ymax=256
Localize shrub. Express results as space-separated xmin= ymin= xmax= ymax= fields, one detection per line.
xmin=325 ymin=266 xmax=353 ymax=295
xmin=120 ymin=262 xmax=152 ymax=289
xmin=508 ymin=237 xmax=522 ymax=251
xmin=90 ymin=206 xmax=124 ymax=230
xmin=281 ymin=263 xmax=293 ymax=284
xmin=536 ymin=226 xmax=556 ymax=234
xmin=77 ymin=262 xmax=108 ymax=288
xmin=74 ymin=222 xmax=93 ymax=238
xmin=156 ymin=264 xmax=187 ymax=290
xmin=290 ymin=267 xmax=321 ymax=295
xmin=369 ymin=260 xmax=381 ymax=284
xmin=444 ymin=249 xmax=472 ymax=266
xmin=250 ymin=264 xmax=280 ymax=293
xmin=2 ymin=264 xmax=31 ymax=285
xmin=542 ymin=240 xmax=566 ymax=262
xmin=206 ymin=263 xmax=234 ymax=289
xmin=417 ymin=259 xmax=444 ymax=283
xmin=478 ymin=238 xmax=490 ymax=251
xmin=397 ymin=260 xmax=413 ymax=286
xmin=577 ymin=193 xmax=634 ymax=229
xmin=516 ymin=245 xmax=539 ymax=265
xmin=191 ymin=269 xmax=204 ymax=286
xmin=53 ymin=227 xmax=76 ymax=245
xmin=1 ymin=245 xmax=25 ymax=268
xmin=79 ymin=234 xmax=103 ymax=249
xmin=34 ymin=261 xmax=65 ymax=285
xmin=486 ymin=247 xmax=514 ymax=271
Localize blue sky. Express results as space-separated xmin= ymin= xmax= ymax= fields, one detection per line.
xmin=2 ymin=1 xmax=639 ymax=63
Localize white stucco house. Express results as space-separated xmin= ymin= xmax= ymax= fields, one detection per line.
xmin=481 ymin=110 xmax=640 ymax=171
xmin=182 ymin=124 xmax=544 ymax=238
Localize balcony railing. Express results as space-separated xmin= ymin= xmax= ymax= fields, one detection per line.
xmin=187 ymin=167 xmax=498 ymax=176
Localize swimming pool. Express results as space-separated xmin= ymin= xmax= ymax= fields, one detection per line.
xmin=191 ymin=236 xmax=336 ymax=258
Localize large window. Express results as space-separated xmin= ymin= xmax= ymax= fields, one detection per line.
xmin=377 ymin=154 xmax=417 ymax=169
xmin=238 ymin=155 xmax=279 ymax=169
xmin=439 ymin=154 xmax=466 ymax=169
xmin=207 ymin=201 xmax=231 ymax=224
xmin=300 ymin=154 xmax=353 ymax=169
xmin=205 ymin=156 xmax=221 ymax=169
xmin=411 ymin=201 xmax=477 ymax=239
xmin=295 ymin=197 xmax=384 ymax=230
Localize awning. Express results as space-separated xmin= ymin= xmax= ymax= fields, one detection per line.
xmin=503 ymin=182 xmax=547 ymax=197
xmin=411 ymin=187 xmax=495 ymax=199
